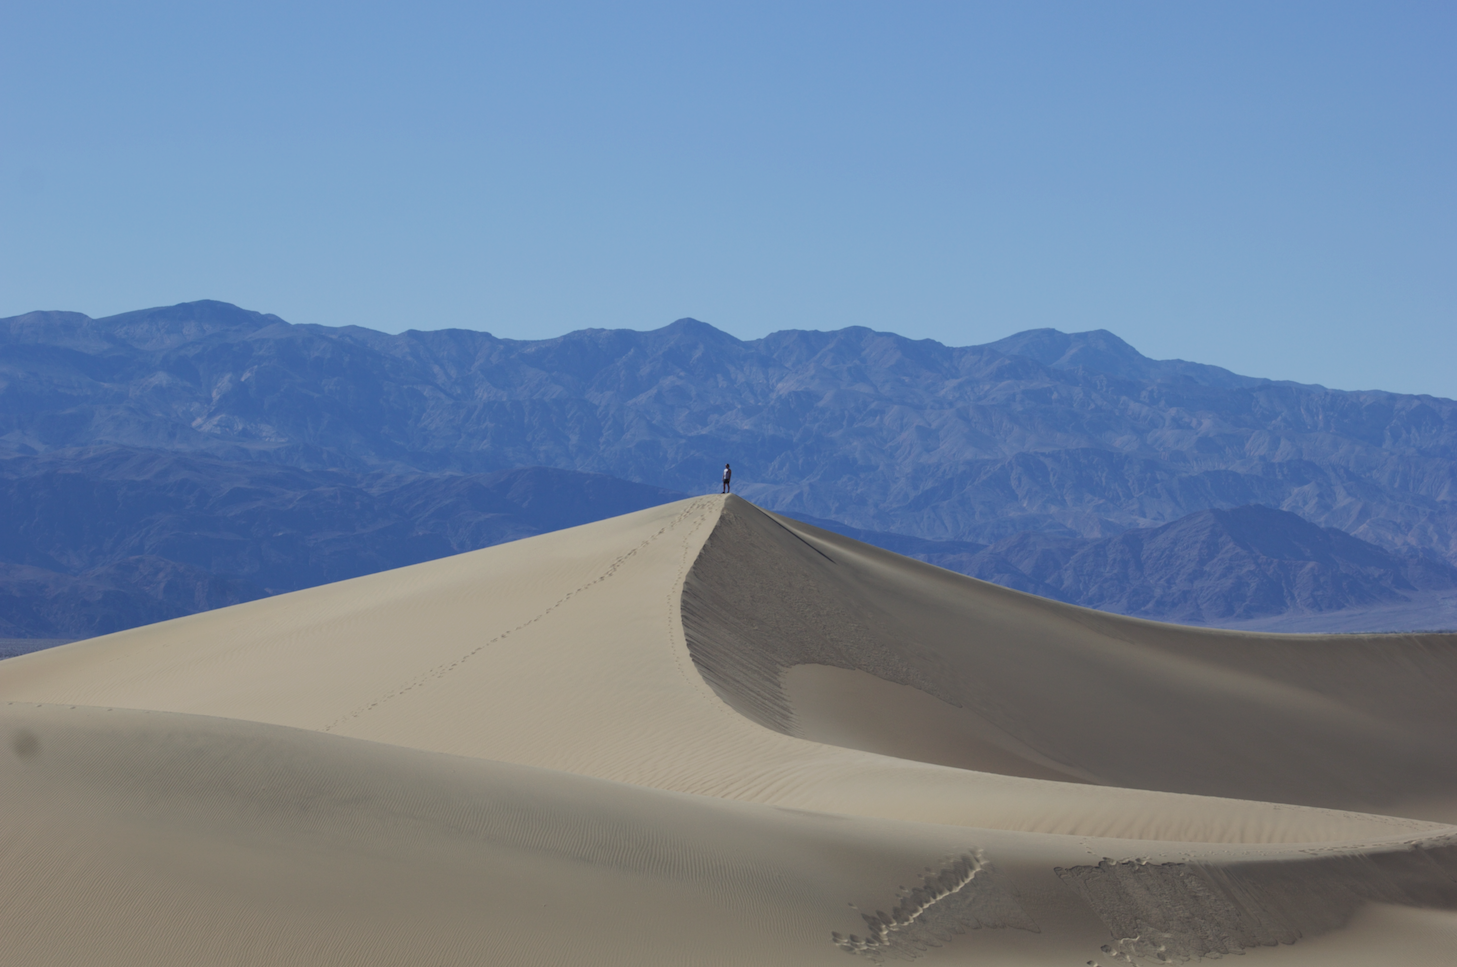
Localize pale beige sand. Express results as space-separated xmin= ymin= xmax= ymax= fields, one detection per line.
xmin=2 ymin=495 xmax=1456 ymax=964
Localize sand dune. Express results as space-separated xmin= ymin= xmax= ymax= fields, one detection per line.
xmin=3 ymin=495 xmax=1457 ymax=964
xmin=688 ymin=503 xmax=1457 ymax=820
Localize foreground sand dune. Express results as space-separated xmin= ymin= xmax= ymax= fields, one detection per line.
xmin=3 ymin=495 xmax=1457 ymax=964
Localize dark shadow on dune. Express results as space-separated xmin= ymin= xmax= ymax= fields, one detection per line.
xmin=681 ymin=497 xmax=1457 ymax=819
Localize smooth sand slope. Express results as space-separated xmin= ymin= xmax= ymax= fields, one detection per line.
xmin=2 ymin=495 xmax=1457 ymax=965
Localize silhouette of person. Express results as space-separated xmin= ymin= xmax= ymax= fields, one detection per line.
xmin=722 ymin=463 xmax=732 ymax=494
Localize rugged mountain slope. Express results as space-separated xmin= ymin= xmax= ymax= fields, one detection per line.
xmin=4 ymin=300 xmax=1455 ymax=563
xmin=0 ymin=558 xmax=260 ymax=641
xmin=974 ymin=505 xmax=1457 ymax=623
xmin=795 ymin=505 xmax=1457 ymax=625
xmin=0 ymin=447 xmax=685 ymax=638
xmin=9 ymin=443 xmax=1447 ymax=638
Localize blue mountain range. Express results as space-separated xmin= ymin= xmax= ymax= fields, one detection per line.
xmin=2 ymin=300 xmax=1454 ymax=639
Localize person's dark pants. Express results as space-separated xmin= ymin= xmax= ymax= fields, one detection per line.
xmin=722 ymin=482 xmax=730 ymax=493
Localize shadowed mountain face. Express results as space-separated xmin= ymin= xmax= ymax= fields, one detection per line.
xmin=4 ymin=301 xmax=1456 ymax=563
xmin=984 ymin=505 xmax=1457 ymax=622
xmin=793 ymin=506 xmax=1457 ymax=626
xmin=5 ymin=447 xmax=1447 ymax=637
xmin=0 ymin=447 xmax=685 ymax=639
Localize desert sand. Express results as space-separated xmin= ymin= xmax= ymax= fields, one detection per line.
xmin=2 ymin=494 xmax=1456 ymax=965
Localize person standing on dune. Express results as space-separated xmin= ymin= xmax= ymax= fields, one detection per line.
xmin=722 ymin=463 xmax=732 ymax=494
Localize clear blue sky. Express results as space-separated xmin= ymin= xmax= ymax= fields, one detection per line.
xmin=3 ymin=2 xmax=1453 ymax=396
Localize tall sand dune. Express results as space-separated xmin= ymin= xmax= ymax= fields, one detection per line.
xmin=3 ymin=495 xmax=1457 ymax=964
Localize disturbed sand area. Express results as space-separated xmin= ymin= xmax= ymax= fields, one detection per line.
xmin=2 ymin=495 xmax=1457 ymax=965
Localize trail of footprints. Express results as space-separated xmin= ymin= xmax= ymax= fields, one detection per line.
xmin=834 ymin=851 xmax=1038 ymax=963
xmin=322 ymin=498 xmax=716 ymax=733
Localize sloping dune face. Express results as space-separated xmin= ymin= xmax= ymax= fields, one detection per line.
xmin=3 ymin=495 xmax=1457 ymax=965
xmin=683 ymin=499 xmax=1457 ymax=820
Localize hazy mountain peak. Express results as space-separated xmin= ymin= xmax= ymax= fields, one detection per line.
xmin=984 ymin=328 xmax=1141 ymax=367
xmin=984 ymin=326 xmax=1268 ymax=389
xmin=655 ymin=317 xmax=745 ymax=347
xmin=0 ymin=311 xmax=102 ymax=351
xmin=94 ymin=300 xmax=285 ymax=351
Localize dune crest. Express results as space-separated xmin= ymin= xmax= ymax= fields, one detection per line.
xmin=3 ymin=494 xmax=1457 ymax=964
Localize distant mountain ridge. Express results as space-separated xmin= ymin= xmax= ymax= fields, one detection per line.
xmin=982 ymin=328 xmax=1274 ymax=390
xmin=792 ymin=505 xmax=1457 ymax=626
xmin=0 ymin=447 xmax=685 ymax=638
xmin=4 ymin=300 xmax=1455 ymax=566
xmin=3 ymin=299 xmax=1456 ymax=639
xmin=5 ymin=444 xmax=1449 ymax=637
